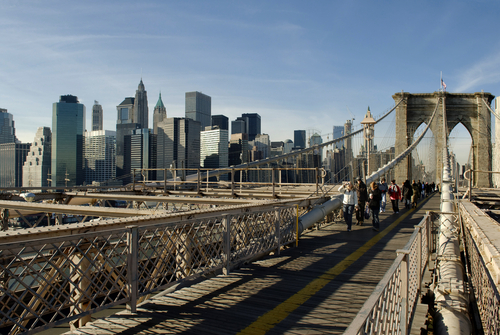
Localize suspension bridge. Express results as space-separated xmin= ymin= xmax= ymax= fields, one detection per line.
xmin=0 ymin=91 xmax=499 ymax=334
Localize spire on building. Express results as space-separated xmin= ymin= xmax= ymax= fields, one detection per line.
xmin=153 ymin=91 xmax=167 ymax=135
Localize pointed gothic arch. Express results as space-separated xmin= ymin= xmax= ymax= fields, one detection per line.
xmin=393 ymin=91 xmax=494 ymax=187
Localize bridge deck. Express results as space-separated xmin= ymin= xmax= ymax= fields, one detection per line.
xmin=63 ymin=194 xmax=440 ymax=335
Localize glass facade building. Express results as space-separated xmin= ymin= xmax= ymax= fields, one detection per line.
xmin=294 ymin=130 xmax=306 ymax=149
xmin=0 ymin=143 xmax=30 ymax=187
xmin=92 ymin=101 xmax=103 ymax=131
xmin=84 ymin=130 xmax=116 ymax=185
xmin=51 ymin=95 xmax=86 ymax=187
xmin=185 ymin=91 xmax=211 ymax=129
xmin=0 ymin=108 xmax=17 ymax=144
xmin=200 ymin=127 xmax=228 ymax=168
xmin=241 ymin=113 xmax=261 ymax=141
xmin=211 ymin=115 xmax=229 ymax=131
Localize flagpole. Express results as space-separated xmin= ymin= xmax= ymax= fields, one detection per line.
xmin=440 ymin=71 xmax=443 ymax=91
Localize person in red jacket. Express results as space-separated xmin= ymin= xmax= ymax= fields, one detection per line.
xmin=388 ymin=179 xmax=401 ymax=213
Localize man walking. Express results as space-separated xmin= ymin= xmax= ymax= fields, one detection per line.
xmin=388 ymin=179 xmax=401 ymax=213
xmin=355 ymin=177 xmax=368 ymax=225
xmin=338 ymin=181 xmax=358 ymax=232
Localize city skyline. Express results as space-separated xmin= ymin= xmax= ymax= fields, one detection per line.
xmin=2 ymin=1 xmax=500 ymax=166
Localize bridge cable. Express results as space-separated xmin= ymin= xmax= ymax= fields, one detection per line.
xmin=365 ymin=97 xmax=441 ymax=185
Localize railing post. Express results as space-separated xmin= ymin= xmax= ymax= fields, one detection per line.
xmin=275 ymin=207 xmax=281 ymax=255
xmin=126 ymin=225 xmax=138 ymax=313
xmin=316 ymin=167 xmax=319 ymax=195
xmin=1 ymin=208 xmax=9 ymax=231
xmin=397 ymin=249 xmax=410 ymax=335
xmin=197 ymin=168 xmax=201 ymax=194
xmin=272 ymin=168 xmax=276 ymax=198
xmin=231 ymin=168 xmax=235 ymax=197
xmin=164 ymin=168 xmax=167 ymax=194
xmin=415 ymin=225 xmax=422 ymax=295
xmin=222 ymin=214 xmax=231 ymax=275
xmin=132 ymin=169 xmax=136 ymax=191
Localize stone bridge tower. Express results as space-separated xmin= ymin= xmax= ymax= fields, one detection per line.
xmin=393 ymin=91 xmax=494 ymax=187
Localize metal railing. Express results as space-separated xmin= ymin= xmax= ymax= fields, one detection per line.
xmin=0 ymin=205 xmax=299 ymax=334
xmin=345 ymin=211 xmax=435 ymax=334
xmin=460 ymin=201 xmax=500 ymax=333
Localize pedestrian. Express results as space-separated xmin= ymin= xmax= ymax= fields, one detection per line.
xmin=355 ymin=177 xmax=368 ymax=226
xmin=368 ymin=181 xmax=382 ymax=231
xmin=412 ymin=180 xmax=420 ymax=208
xmin=388 ymin=179 xmax=401 ymax=213
xmin=402 ymin=180 xmax=413 ymax=209
xmin=379 ymin=178 xmax=388 ymax=212
xmin=338 ymin=181 xmax=358 ymax=232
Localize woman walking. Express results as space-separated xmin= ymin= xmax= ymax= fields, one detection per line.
xmin=402 ymin=180 xmax=413 ymax=209
xmin=411 ymin=180 xmax=420 ymax=208
xmin=338 ymin=181 xmax=358 ymax=232
xmin=368 ymin=181 xmax=382 ymax=231
xmin=388 ymin=179 xmax=401 ymax=213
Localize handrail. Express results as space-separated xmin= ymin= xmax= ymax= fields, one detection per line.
xmin=344 ymin=212 xmax=433 ymax=334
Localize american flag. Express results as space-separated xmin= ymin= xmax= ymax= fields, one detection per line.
xmin=441 ymin=78 xmax=447 ymax=90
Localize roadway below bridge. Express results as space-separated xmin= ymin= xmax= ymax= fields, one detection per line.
xmin=60 ymin=193 xmax=441 ymax=335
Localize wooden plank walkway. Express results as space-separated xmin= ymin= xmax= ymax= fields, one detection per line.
xmin=64 ymin=194 xmax=441 ymax=335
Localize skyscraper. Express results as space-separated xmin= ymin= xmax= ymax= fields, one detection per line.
xmin=84 ymin=130 xmax=116 ymax=185
xmin=200 ymin=127 xmax=228 ymax=169
xmin=153 ymin=92 xmax=167 ymax=135
xmin=185 ymin=91 xmax=211 ymax=129
xmin=241 ymin=113 xmax=261 ymax=141
xmin=0 ymin=143 xmax=30 ymax=187
xmin=231 ymin=117 xmax=246 ymax=135
xmin=92 ymin=101 xmax=103 ymax=131
xmin=333 ymin=125 xmax=344 ymax=149
xmin=0 ymin=108 xmax=17 ymax=144
xmin=211 ymin=115 xmax=229 ymax=131
xmin=157 ymin=117 xmax=201 ymax=179
xmin=294 ymin=130 xmax=306 ymax=150
xmin=23 ymin=127 xmax=51 ymax=187
xmin=116 ymin=97 xmax=139 ymax=180
xmin=51 ymin=95 xmax=86 ymax=187
xmin=133 ymin=79 xmax=149 ymax=129
xmin=124 ymin=129 xmax=156 ymax=182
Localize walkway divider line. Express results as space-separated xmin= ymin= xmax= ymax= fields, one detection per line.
xmin=238 ymin=195 xmax=433 ymax=334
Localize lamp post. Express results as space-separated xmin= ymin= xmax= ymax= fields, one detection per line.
xmin=361 ymin=107 xmax=376 ymax=181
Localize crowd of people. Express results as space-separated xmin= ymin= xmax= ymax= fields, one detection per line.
xmin=337 ymin=177 xmax=437 ymax=232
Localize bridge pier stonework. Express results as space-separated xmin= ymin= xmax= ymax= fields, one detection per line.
xmin=393 ymin=91 xmax=494 ymax=188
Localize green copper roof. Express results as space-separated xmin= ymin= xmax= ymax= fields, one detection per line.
xmin=155 ymin=92 xmax=165 ymax=109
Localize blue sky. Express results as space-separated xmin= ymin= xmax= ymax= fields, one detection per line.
xmin=2 ymin=0 xmax=500 ymax=165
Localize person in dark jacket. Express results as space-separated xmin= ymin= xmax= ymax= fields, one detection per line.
xmin=368 ymin=181 xmax=382 ymax=231
xmin=411 ymin=180 xmax=420 ymax=208
xmin=402 ymin=180 xmax=413 ymax=209
xmin=355 ymin=177 xmax=368 ymax=225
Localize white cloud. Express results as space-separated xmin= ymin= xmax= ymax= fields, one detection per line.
xmin=456 ymin=50 xmax=500 ymax=92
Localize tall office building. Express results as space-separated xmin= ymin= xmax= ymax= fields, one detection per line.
xmin=153 ymin=92 xmax=167 ymax=135
xmin=52 ymin=95 xmax=86 ymax=187
xmin=241 ymin=113 xmax=261 ymax=141
xmin=116 ymin=97 xmax=139 ymax=180
xmin=84 ymin=130 xmax=116 ymax=185
xmin=0 ymin=143 xmax=30 ymax=187
xmin=0 ymin=108 xmax=17 ymax=144
xmin=294 ymin=130 xmax=306 ymax=150
xmin=185 ymin=91 xmax=211 ymax=129
xmin=200 ymin=127 xmax=228 ymax=169
xmin=157 ymin=117 xmax=201 ymax=179
xmin=133 ymin=79 xmax=149 ymax=129
xmin=333 ymin=125 xmax=344 ymax=149
xmin=124 ymin=129 xmax=156 ymax=182
xmin=231 ymin=117 xmax=246 ymax=134
xmin=211 ymin=115 xmax=229 ymax=131
xmin=23 ymin=127 xmax=51 ymax=187
xmin=254 ymin=133 xmax=270 ymax=159
xmin=229 ymin=133 xmax=249 ymax=166
xmin=92 ymin=101 xmax=103 ymax=131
